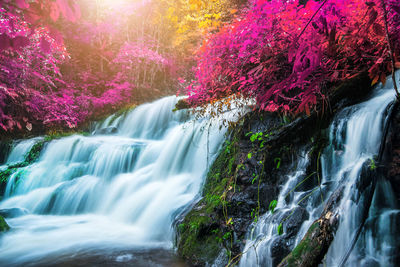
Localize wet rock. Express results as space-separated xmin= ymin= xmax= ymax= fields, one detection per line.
xmin=177 ymin=73 xmax=374 ymax=266
xmin=283 ymin=207 xmax=309 ymax=237
xmin=0 ymin=208 xmax=28 ymax=218
xmin=93 ymin=126 xmax=118 ymax=135
xmin=0 ymin=141 xmax=11 ymax=164
xmin=271 ymin=237 xmax=291 ymax=266
xmin=362 ymin=258 xmax=380 ymax=267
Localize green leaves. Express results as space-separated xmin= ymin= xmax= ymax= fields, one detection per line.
xmin=274 ymin=158 xmax=281 ymax=169
xmin=277 ymin=223 xmax=283 ymax=235
xmin=269 ymin=199 xmax=278 ymax=214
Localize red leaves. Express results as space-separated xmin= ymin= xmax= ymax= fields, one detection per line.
xmin=373 ymin=23 xmax=384 ymax=36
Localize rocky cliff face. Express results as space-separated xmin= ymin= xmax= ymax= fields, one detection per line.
xmin=175 ymin=73 xmax=382 ymax=266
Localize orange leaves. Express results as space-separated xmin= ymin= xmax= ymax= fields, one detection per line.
xmin=371 ymin=75 xmax=380 ymax=86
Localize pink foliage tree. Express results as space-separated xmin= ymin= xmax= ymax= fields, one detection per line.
xmin=187 ymin=0 xmax=400 ymax=114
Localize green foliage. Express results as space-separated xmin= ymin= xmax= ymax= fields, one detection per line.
xmin=24 ymin=142 xmax=45 ymax=164
xmin=251 ymin=173 xmax=258 ymax=185
xmin=274 ymin=157 xmax=281 ymax=169
xmin=44 ymin=131 xmax=90 ymax=142
xmin=0 ymin=216 xmax=10 ymax=232
xmin=369 ymin=158 xmax=377 ymax=171
xmin=250 ymin=207 xmax=259 ymax=223
xmin=269 ymin=200 xmax=278 ymax=214
xmin=277 ymin=223 xmax=283 ymax=235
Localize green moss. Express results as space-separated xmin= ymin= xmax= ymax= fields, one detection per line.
xmin=0 ymin=139 xmax=46 ymax=196
xmin=177 ymin=133 xmax=241 ymax=265
xmin=285 ymin=221 xmax=320 ymax=266
xmin=44 ymin=131 xmax=90 ymax=142
xmin=109 ymin=105 xmax=136 ymax=125
xmin=178 ymin=208 xmax=221 ymax=264
xmin=0 ymin=215 xmax=10 ymax=232
xmin=24 ymin=141 xmax=45 ymax=164
xmin=173 ymin=99 xmax=190 ymax=111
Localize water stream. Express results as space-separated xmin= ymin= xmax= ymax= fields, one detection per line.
xmin=0 ymin=96 xmax=242 ymax=266
xmin=239 ymin=74 xmax=400 ymax=266
xmin=1 ymin=76 xmax=399 ymax=266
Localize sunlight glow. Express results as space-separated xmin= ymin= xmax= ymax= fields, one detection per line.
xmin=97 ymin=0 xmax=137 ymax=10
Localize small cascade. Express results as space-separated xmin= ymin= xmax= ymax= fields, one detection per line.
xmin=239 ymin=152 xmax=312 ymax=267
xmin=0 ymin=96 xmax=244 ymax=266
xmin=239 ymin=73 xmax=399 ymax=266
xmin=2 ymin=138 xmax=42 ymax=166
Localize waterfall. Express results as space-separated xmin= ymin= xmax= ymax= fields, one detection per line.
xmin=239 ymin=73 xmax=399 ymax=266
xmin=0 ymin=96 xmax=243 ymax=266
xmin=2 ymin=138 xmax=43 ymax=166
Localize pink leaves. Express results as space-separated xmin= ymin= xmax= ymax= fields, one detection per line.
xmin=0 ymin=34 xmax=30 ymax=52
xmin=12 ymin=36 xmax=30 ymax=50
xmin=114 ymin=41 xmax=171 ymax=67
xmin=56 ymin=0 xmax=81 ymax=23
xmin=40 ymin=37 xmax=51 ymax=54
xmin=15 ymin=0 xmax=29 ymax=9
xmin=50 ymin=2 xmax=60 ymax=22
xmin=188 ymin=0 xmax=398 ymax=114
xmin=0 ymin=34 xmax=11 ymax=51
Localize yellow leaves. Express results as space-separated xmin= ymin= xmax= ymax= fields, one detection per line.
xmin=167 ymin=7 xmax=175 ymax=16
xmin=177 ymin=24 xmax=189 ymax=34
xmin=230 ymin=9 xmax=237 ymax=14
xmin=371 ymin=75 xmax=379 ymax=86
xmin=189 ymin=0 xmax=203 ymax=10
xmin=163 ymin=0 xmax=234 ymax=54
xmin=199 ymin=13 xmax=222 ymax=29
xmin=170 ymin=15 xmax=178 ymax=24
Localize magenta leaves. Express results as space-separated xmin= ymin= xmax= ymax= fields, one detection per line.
xmin=187 ymin=0 xmax=400 ymax=115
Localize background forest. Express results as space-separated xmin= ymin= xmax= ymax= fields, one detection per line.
xmin=0 ymin=0 xmax=399 ymax=136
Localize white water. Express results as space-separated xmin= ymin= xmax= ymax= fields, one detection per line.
xmin=3 ymin=138 xmax=43 ymax=165
xmin=0 ymin=96 xmax=243 ymax=266
xmin=239 ymin=73 xmax=399 ymax=266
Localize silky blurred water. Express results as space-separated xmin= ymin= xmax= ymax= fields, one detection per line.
xmin=239 ymin=73 xmax=400 ymax=266
xmin=0 ymin=96 xmax=245 ymax=266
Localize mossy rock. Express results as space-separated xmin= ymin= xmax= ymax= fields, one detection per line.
xmin=0 ymin=140 xmax=46 ymax=196
xmin=0 ymin=215 xmax=10 ymax=232
xmin=177 ymin=135 xmax=241 ymax=265
xmin=174 ymin=99 xmax=191 ymax=111
xmin=177 ymin=208 xmax=222 ymax=266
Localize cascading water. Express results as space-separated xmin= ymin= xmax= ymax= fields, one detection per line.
xmin=239 ymin=73 xmax=399 ymax=266
xmin=0 ymin=96 xmax=243 ymax=266
xmin=1 ymin=138 xmax=43 ymax=167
